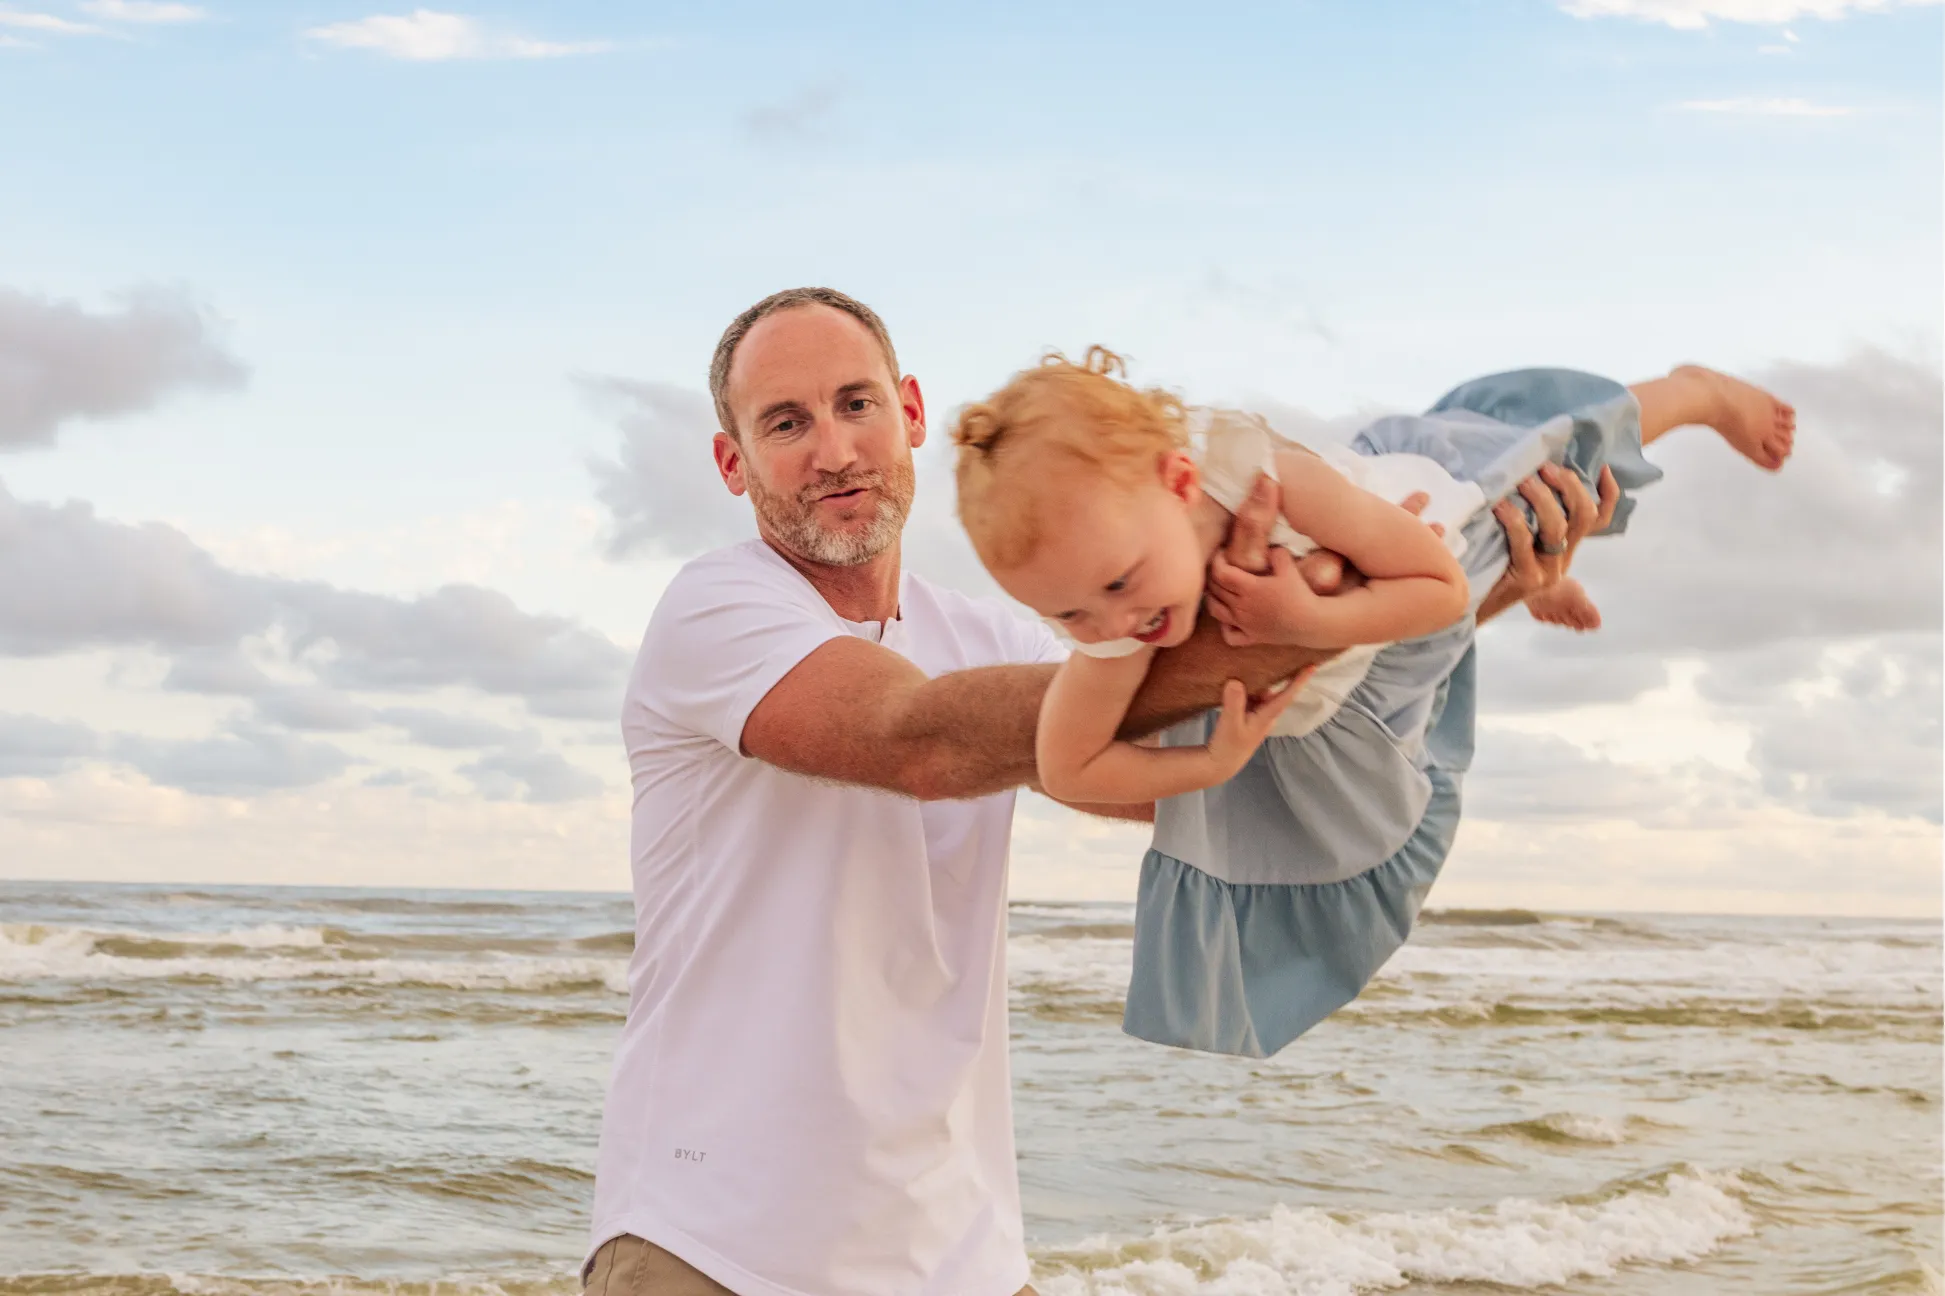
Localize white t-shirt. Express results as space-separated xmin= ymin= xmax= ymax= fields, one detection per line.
xmin=590 ymin=538 xmax=1064 ymax=1296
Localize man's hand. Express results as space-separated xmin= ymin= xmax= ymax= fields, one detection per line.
xmin=1479 ymin=465 xmax=1619 ymax=623
xmin=1221 ymin=472 xmax=1281 ymax=574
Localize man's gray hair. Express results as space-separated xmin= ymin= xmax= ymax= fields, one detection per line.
xmin=708 ymin=287 xmax=901 ymax=438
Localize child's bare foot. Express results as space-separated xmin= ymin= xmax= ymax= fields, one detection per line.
xmin=1525 ymin=579 xmax=1602 ymax=632
xmin=1674 ymin=364 xmax=1796 ymax=471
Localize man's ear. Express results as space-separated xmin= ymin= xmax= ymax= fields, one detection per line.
xmin=901 ymin=374 xmax=927 ymax=450
xmin=1158 ymin=448 xmax=1201 ymax=503
xmin=713 ymin=431 xmax=748 ymax=497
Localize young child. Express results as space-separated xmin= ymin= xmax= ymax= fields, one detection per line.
xmin=952 ymin=351 xmax=1793 ymax=1056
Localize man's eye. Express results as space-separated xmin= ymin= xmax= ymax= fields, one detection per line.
xmin=847 ymin=398 xmax=871 ymax=413
xmin=772 ymin=418 xmax=798 ymax=434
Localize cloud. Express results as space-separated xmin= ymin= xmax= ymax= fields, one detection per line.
xmin=0 ymin=10 xmax=100 ymax=36
xmin=0 ymin=286 xmax=247 ymax=451
xmin=161 ymin=648 xmax=274 ymax=695
xmin=377 ymin=705 xmax=527 ymax=749
xmin=81 ymin=0 xmax=205 ymax=21
xmin=1463 ymin=730 xmax=1749 ymax=826
xmin=250 ymin=685 xmax=374 ymax=734
xmin=458 ymin=745 xmax=604 ymax=803
xmin=288 ymin=583 xmax=627 ymax=719
xmin=739 ymin=85 xmax=840 ymax=146
xmin=0 ymin=484 xmax=272 ymax=654
xmin=0 ymin=479 xmax=631 ymax=715
xmin=0 ymin=713 xmax=100 ymax=777
xmin=1559 ymin=0 xmax=1940 ymax=28
xmin=1473 ymin=639 xmax=1671 ymax=715
xmin=111 ymin=724 xmax=354 ymax=796
xmin=0 ymin=769 xmax=630 ymax=891
xmin=1679 ymin=97 xmax=1857 ymax=116
xmin=1699 ymin=636 xmax=1941 ymax=822
xmin=579 ymin=377 xmax=752 ymax=560
xmin=303 ymin=9 xmax=611 ymax=61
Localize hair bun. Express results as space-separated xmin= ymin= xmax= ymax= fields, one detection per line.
xmin=952 ymin=403 xmax=1004 ymax=453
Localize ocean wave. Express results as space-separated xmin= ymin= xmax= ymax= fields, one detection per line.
xmin=3 ymin=924 xmax=334 ymax=956
xmin=1418 ymin=907 xmax=1546 ymax=927
xmin=0 ymin=926 xmax=628 ymax=995
xmin=1030 ymin=1167 xmax=1755 ymax=1295
xmin=1475 ymin=1112 xmax=1634 ymax=1146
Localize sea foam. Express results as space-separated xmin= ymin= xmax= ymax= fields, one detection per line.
xmin=1031 ymin=1169 xmax=1754 ymax=1295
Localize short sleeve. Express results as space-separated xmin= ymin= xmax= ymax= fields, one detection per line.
xmin=1017 ymin=615 xmax=1069 ymax=666
xmin=629 ymin=546 xmax=848 ymax=752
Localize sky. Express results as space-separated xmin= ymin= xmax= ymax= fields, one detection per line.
xmin=0 ymin=0 xmax=1938 ymax=914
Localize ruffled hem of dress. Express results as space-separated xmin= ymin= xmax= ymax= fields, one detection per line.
xmin=1125 ymin=767 xmax=1461 ymax=1058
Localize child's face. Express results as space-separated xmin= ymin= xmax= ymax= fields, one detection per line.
xmin=994 ymin=451 xmax=1209 ymax=650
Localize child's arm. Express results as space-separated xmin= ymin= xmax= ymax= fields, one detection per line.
xmin=1207 ymin=451 xmax=1468 ymax=650
xmin=1035 ymin=649 xmax=1308 ymax=804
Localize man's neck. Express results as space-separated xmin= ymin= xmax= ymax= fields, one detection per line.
xmin=762 ymin=534 xmax=903 ymax=624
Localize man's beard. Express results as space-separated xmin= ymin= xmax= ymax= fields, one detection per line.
xmin=746 ymin=458 xmax=916 ymax=567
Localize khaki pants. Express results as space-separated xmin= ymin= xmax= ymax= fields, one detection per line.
xmin=582 ymin=1235 xmax=1037 ymax=1296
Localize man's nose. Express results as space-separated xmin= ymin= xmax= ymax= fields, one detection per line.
xmin=806 ymin=418 xmax=860 ymax=476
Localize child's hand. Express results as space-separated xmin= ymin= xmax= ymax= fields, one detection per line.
xmin=1206 ymin=547 xmax=1326 ymax=647
xmin=1206 ymin=671 xmax=1310 ymax=775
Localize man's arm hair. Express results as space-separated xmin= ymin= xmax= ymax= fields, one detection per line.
xmin=741 ymin=637 xmax=1055 ymax=801
xmin=1119 ymin=614 xmax=1335 ymax=740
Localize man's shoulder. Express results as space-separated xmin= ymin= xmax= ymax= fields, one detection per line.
xmin=664 ymin=538 xmax=787 ymax=590
xmin=651 ymin=541 xmax=818 ymax=622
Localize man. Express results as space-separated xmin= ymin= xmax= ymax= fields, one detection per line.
xmin=584 ymin=288 xmax=1600 ymax=1296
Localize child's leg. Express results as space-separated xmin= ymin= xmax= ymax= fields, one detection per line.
xmin=1630 ymin=366 xmax=1796 ymax=470
xmin=1519 ymin=367 xmax=1794 ymax=631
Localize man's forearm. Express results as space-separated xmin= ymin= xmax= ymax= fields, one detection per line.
xmin=893 ymin=662 xmax=1056 ymax=800
xmin=1119 ymin=614 xmax=1337 ymax=741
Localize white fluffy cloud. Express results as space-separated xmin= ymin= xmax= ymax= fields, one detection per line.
xmin=580 ymin=377 xmax=751 ymax=560
xmin=0 ymin=10 xmax=100 ymax=36
xmin=0 ymin=479 xmax=629 ymax=715
xmin=303 ymin=10 xmax=611 ymax=61
xmin=80 ymin=1 xmax=206 ymax=22
xmin=0 ymin=287 xmax=246 ymax=450
xmin=1560 ymin=0 xmax=1939 ymax=27
xmin=0 ymin=713 xmax=99 ymax=778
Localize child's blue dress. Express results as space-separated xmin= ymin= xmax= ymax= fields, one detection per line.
xmin=1122 ymin=368 xmax=1662 ymax=1058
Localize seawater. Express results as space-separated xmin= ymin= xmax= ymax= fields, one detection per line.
xmin=0 ymin=882 xmax=1937 ymax=1295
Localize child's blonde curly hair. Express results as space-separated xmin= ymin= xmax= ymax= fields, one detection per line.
xmin=952 ymin=347 xmax=1189 ymax=571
